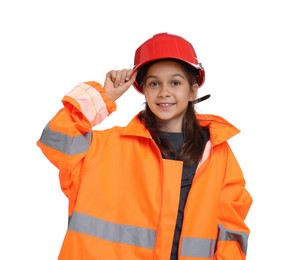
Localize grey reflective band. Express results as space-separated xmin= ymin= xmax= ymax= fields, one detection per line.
xmin=181 ymin=224 xmax=249 ymax=257
xmin=181 ymin=237 xmax=216 ymax=258
xmin=68 ymin=212 xmax=156 ymax=249
xmin=218 ymin=224 xmax=249 ymax=255
xmin=40 ymin=123 xmax=91 ymax=155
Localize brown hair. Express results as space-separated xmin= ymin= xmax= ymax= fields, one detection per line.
xmin=137 ymin=59 xmax=209 ymax=166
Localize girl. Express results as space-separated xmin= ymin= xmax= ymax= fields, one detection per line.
xmin=37 ymin=32 xmax=252 ymax=259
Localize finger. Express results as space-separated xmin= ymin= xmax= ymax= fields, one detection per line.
xmin=111 ymin=70 xmax=120 ymax=87
xmin=120 ymin=69 xmax=129 ymax=85
xmin=107 ymin=70 xmax=118 ymax=86
xmin=129 ymin=70 xmax=137 ymax=82
xmin=112 ymin=69 xmax=125 ymax=87
xmin=116 ymin=69 xmax=134 ymax=87
xmin=125 ymin=69 xmax=135 ymax=82
xmin=121 ymin=70 xmax=137 ymax=88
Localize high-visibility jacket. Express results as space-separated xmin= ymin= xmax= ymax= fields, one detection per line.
xmin=37 ymin=81 xmax=252 ymax=260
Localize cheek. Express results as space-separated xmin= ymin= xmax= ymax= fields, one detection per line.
xmin=180 ymin=90 xmax=195 ymax=101
xmin=144 ymin=92 xmax=152 ymax=104
xmin=144 ymin=89 xmax=156 ymax=100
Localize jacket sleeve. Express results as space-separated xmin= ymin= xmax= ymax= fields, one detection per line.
xmin=214 ymin=144 xmax=253 ymax=260
xmin=36 ymin=81 xmax=116 ymax=214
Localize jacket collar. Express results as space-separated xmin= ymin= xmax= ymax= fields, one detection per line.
xmin=197 ymin=114 xmax=240 ymax=145
xmin=121 ymin=113 xmax=152 ymax=139
xmin=122 ymin=112 xmax=240 ymax=145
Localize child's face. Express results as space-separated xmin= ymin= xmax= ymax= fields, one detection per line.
xmin=143 ymin=60 xmax=197 ymax=132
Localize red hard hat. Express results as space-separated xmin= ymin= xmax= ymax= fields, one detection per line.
xmin=133 ymin=32 xmax=205 ymax=94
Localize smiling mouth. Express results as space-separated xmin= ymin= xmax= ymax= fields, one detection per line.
xmin=157 ymin=103 xmax=175 ymax=107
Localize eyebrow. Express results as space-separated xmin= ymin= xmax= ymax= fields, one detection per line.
xmin=145 ymin=73 xmax=186 ymax=81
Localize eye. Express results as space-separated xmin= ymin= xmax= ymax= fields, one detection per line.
xmin=171 ymin=80 xmax=181 ymax=87
xmin=147 ymin=81 xmax=160 ymax=88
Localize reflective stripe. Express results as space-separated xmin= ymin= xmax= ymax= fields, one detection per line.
xmin=68 ymin=212 xmax=156 ymax=249
xmin=40 ymin=123 xmax=91 ymax=155
xmin=66 ymin=82 xmax=109 ymax=126
xmin=218 ymin=224 xmax=249 ymax=255
xmin=181 ymin=224 xmax=249 ymax=257
xmin=181 ymin=237 xmax=216 ymax=258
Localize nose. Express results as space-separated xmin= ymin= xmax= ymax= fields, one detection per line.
xmin=158 ymin=84 xmax=171 ymax=98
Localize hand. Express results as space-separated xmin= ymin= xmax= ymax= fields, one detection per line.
xmin=103 ymin=69 xmax=137 ymax=101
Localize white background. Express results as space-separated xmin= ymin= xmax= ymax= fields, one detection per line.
xmin=1 ymin=0 xmax=294 ymax=259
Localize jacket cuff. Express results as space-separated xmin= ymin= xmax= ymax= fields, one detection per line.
xmin=85 ymin=81 xmax=117 ymax=114
xmin=63 ymin=81 xmax=117 ymax=126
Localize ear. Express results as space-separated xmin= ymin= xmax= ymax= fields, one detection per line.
xmin=189 ymin=84 xmax=199 ymax=101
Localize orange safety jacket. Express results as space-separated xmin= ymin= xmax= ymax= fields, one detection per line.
xmin=37 ymin=81 xmax=252 ymax=260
